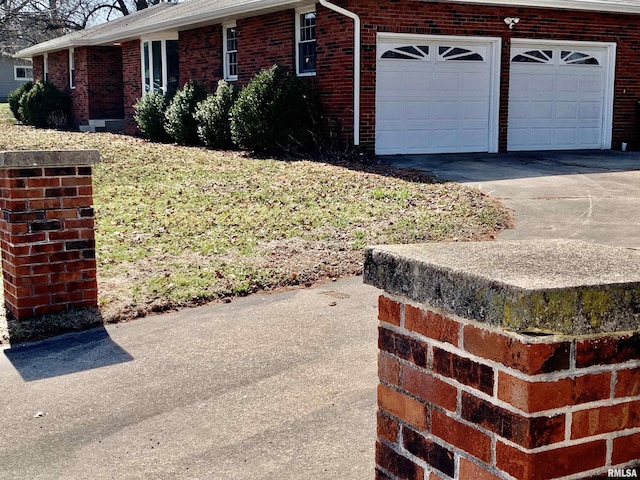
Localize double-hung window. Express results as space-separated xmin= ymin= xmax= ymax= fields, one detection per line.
xmin=14 ymin=65 xmax=33 ymax=81
xmin=296 ymin=7 xmax=316 ymax=76
xmin=142 ymin=36 xmax=179 ymax=95
xmin=69 ymin=48 xmax=75 ymax=89
xmin=223 ymin=23 xmax=238 ymax=81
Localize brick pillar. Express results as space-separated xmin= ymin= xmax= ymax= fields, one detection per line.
xmin=365 ymin=240 xmax=640 ymax=480
xmin=0 ymin=150 xmax=100 ymax=324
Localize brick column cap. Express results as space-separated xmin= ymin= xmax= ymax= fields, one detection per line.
xmin=0 ymin=150 xmax=100 ymax=167
xmin=364 ymin=239 xmax=640 ymax=335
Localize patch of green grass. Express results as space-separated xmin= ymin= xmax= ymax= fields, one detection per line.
xmin=0 ymin=103 xmax=512 ymax=322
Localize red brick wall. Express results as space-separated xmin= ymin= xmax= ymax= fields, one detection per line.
xmin=122 ymin=40 xmax=142 ymax=134
xmin=87 ymin=47 xmax=124 ymax=119
xmin=319 ymin=0 xmax=640 ymax=151
xmin=237 ymin=10 xmax=296 ymax=83
xmin=46 ymin=50 xmax=70 ymax=94
xmin=376 ymin=295 xmax=640 ymax=479
xmin=32 ymin=55 xmax=44 ymax=82
xmin=72 ymin=47 xmax=90 ymax=125
xmin=179 ymin=25 xmax=223 ymax=91
xmin=316 ymin=6 xmax=357 ymax=146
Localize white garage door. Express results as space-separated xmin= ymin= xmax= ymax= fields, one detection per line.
xmin=508 ymin=42 xmax=615 ymax=151
xmin=376 ymin=35 xmax=500 ymax=155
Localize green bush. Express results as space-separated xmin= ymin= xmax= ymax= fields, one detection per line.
xmin=164 ymin=80 xmax=207 ymax=145
xmin=230 ymin=65 xmax=317 ymax=155
xmin=8 ymin=81 xmax=33 ymax=122
xmin=18 ymin=81 xmax=71 ymax=128
xmin=134 ymin=91 xmax=170 ymax=142
xmin=195 ymin=80 xmax=238 ymax=149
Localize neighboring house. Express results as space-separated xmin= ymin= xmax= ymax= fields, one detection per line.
xmin=0 ymin=55 xmax=33 ymax=101
xmin=13 ymin=0 xmax=640 ymax=153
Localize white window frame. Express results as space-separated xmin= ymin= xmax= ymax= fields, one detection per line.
xmin=69 ymin=48 xmax=76 ymax=89
xmin=223 ymin=22 xmax=238 ymax=81
xmin=43 ymin=53 xmax=49 ymax=82
xmin=140 ymin=33 xmax=179 ymax=95
xmin=295 ymin=6 xmax=316 ymax=76
xmin=14 ymin=65 xmax=33 ymax=81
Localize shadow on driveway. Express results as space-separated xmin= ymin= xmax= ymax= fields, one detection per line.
xmin=380 ymin=150 xmax=640 ymax=183
xmin=3 ymin=327 xmax=133 ymax=382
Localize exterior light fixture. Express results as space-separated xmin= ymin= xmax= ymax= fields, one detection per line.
xmin=504 ymin=17 xmax=520 ymax=29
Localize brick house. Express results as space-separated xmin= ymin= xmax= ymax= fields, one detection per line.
xmin=13 ymin=0 xmax=640 ymax=154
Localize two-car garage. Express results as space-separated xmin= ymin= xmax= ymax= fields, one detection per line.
xmin=375 ymin=34 xmax=616 ymax=155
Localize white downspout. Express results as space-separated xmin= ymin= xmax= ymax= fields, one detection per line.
xmin=318 ymin=0 xmax=360 ymax=146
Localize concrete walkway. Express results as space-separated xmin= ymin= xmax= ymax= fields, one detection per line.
xmin=3 ymin=150 xmax=640 ymax=479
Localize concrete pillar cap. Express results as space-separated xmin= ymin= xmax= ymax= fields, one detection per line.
xmin=364 ymin=239 xmax=640 ymax=335
xmin=0 ymin=150 xmax=100 ymax=167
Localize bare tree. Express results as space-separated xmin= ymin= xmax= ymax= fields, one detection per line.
xmin=0 ymin=0 xmax=168 ymax=54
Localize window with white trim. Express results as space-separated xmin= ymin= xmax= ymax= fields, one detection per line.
xmin=142 ymin=37 xmax=179 ymax=95
xmin=69 ymin=48 xmax=75 ymax=89
xmin=43 ymin=53 xmax=49 ymax=81
xmin=296 ymin=7 xmax=316 ymax=75
xmin=14 ymin=65 xmax=33 ymax=81
xmin=223 ymin=23 xmax=238 ymax=81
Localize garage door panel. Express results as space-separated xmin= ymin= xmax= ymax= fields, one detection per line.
xmin=406 ymin=131 xmax=432 ymax=151
xmin=406 ymin=102 xmax=431 ymax=121
xmin=433 ymin=101 xmax=460 ymax=119
xmin=376 ymin=36 xmax=497 ymax=154
xmin=582 ymin=77 xmax=604 ymax=93
xmin=461 ymin=129 xmax=489 ymax=148
xmin=555 ymin=128 xmax=577 ymax=146
xmin=530 ymin=128 xmax=554 ymax=147
xmin=463 ymin=101 xmax=490 ymax=120
xmin=532 ymin=75 xmax=555 ymax=93
xmin=577 ymin=128 xmax=602 ymax=145
xmin=434 ymin=72 xmax=462 ymax=91
xmin=556 ymin=102 xmax=578 ymax=119
xmin=509 ymin=102 xmax=529 ymax=120
xmin=462 ymin=73 xmax=491 ymax=92
xmin=509 ymin=73 xmax=530 ymax=94
xmin=558 ymin=75 xmax=581 ymax=92
xmin=432 ymin=130 xmax=460 ymax=149
xmin=406 ymin=71 xmax=431 ymax=91
xmin=580 ymin=102 xmax=602 ymax=120
xmin=377 ymin=101 xmax=404 ymax=122
xmin=531 ymin=102 xmax=554 ymax=119
xmin=508 ymin=128 xmax=528 ymax=148
xmin=377 ymin=76 xmax=405 ymax=94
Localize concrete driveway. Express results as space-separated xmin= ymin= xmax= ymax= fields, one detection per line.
xmin=3 ymin=150 xmax=640 ymax=479
xmin=387 ymin=150 xmax=640 ymax=248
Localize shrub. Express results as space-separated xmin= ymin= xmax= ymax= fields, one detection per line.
xmin=195 ymin=80 xmax=238 ymax=149
xmin=230 ymin=65 xmax=317 ymax=155
xmin=134 ymin=91 xmax=170 ymax=142
xmin=8 ymin=81 xmax=33 ymax=122
xmin=18 ymin=81 xmax=71 ymax=128
xmin=164 ymin=80 xmax=207 ymax=145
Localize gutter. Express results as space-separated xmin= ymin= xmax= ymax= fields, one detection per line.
xmin=318 ymin=0 xmax=360 ymax=146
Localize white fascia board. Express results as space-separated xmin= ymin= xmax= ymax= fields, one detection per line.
xmin=432 ymin=0 xmax=640 ymax=14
